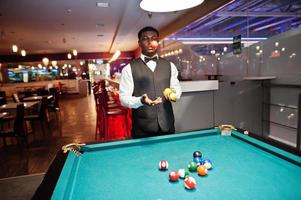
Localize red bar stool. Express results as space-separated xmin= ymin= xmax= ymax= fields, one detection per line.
xmin=95 ymin=92 xmax=129 ymax=141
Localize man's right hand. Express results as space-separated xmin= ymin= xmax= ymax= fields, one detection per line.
xmin=141 ymin=94 xmax=162 ymax=106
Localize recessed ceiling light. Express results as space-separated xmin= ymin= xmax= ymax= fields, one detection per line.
xmin=96 ymin=2 xmax=109 ymax=8
xmin=97 ymin=34 xmax=104 ymax=37
xmin=66 ymin=9 xmax=72 ymax=14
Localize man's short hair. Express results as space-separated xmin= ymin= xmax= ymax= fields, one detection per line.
xmin=138 ymin=26 xmax=159 ymax=40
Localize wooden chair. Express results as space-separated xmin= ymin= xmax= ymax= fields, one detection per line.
xmin=0 ymin=91 xmax=7 ymax=106
xmin=0 ymin=104 xmax=29 ymax=148
xmin=12 ymin=93 xmax=21 ymax=103
xmin=47 ymin=88 xmax=61 ymax=132
xmin=25 ymin=97 xmax=49 ymax=136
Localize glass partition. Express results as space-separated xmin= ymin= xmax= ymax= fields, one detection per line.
xmin=159 ymin=0 xmax=301 ymax=151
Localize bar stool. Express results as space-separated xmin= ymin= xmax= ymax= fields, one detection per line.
xmin=95 ymin=92 xmax=129 ymax=141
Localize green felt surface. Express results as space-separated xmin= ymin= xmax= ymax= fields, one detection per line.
xmin=52 ymin=129 xmax=301 ymax=200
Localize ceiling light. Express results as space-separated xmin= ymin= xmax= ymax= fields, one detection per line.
xmin=96 ymin=2 xmax=109 ymax=8
xmin=109 ymin=50 xmax=121 ymax=63
xmin=73 ymin=49 xmax=78 ymax=56
xmin=42 ymin=57 xmax=49 ymax=66
xmin=12 ymin=45 xmax=18 ymax=52
xmin=21 ymin=49 xmax=26 ymax=56
xmin=51 ymin=60 xmax=57 ymax=66
xmin=140 ymin=0 xmax=204 ymax=12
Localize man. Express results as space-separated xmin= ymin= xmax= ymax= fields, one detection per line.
xmin=119 ymin=26 xmax=182 ymax=138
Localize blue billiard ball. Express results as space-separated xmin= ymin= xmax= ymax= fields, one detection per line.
xmin=202 ymin=159 xmax=212 ymax=169
xmin=193 ymin=157 xmax=202 ymax=164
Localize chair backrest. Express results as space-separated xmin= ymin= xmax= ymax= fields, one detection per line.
xmin=38 ymin=97 xmax=48 ymax=119
xmin=12 ymin=93 xmax=20 ymax=103
xmin=37 ymin=88 xmax=49 ymax=96
xmin=14 ymin=103 xmax=26 ymax=136
xmin=49 ymin=88 xmax=60 ymax=109
xmin=0 ymin=91 xmax=7 ymax=105
xmin=53 ymin=90 xmax=60 ymax=109
xmin=49 ymin=87 xmax=57 ymax=95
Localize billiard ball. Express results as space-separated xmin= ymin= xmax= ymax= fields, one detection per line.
xmin=188 ymin=161 xmax=198 ymax=171
xmin=193 ymin=157 xmax=202 ymax=165
xmin=202 ymin=159 xmax=212 ymax=169
xmin=169 ymin=92 xmax=177 ymax=102
xmin=178 ymin=168 xmax=189 ymax=179
xmin=169 ymin=170 xmax=179 ymax=182
xmin=163 ymin=88 xmax=173 ymax=97
xmin=197 ymin=165 xmax=208 ymax=176
xmin=159 ymin=160 xmax=168 ymax=170
xmin=193 ymin=151 xmax=202 ymax=158
xmin=184 ymin=176 xmax=196 ymax=190
xmin=150 ymin=40 xmax=158 ymax=49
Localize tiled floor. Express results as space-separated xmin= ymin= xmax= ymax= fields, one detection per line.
xmin=0 ymin=94 xmax=99 ymax=178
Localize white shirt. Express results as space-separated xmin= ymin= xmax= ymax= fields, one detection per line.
xmin=119 ymin=54 xmax=182 ymax=109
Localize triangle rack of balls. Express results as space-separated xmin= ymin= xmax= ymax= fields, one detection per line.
xmin=158 ymin=150 xmax=213 ymax=190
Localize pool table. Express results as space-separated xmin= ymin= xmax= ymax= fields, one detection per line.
xmin=33 ymin=128 xmax=301 ymax=200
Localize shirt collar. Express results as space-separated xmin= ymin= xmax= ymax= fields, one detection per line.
xmin=140 ymin=54 xmax=158 ymax=60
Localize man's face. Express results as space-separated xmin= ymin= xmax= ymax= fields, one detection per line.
xmin=138 ymin=31 xmax=159 ymax=57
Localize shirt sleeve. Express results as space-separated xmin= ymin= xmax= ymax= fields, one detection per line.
xmin=119 ymin=63 xmax=143 ymax=109
xmin=170 ymin=62 xmax=182 ymax=99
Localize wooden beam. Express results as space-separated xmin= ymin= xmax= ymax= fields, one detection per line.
xmin=159 ymin=0 xmax=233 ymax=39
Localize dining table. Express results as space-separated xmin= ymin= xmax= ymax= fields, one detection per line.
xmin=0 ymin=102 xmax=39 ymax=111
xmin=22 ymin=95 xmax=53 ymax=102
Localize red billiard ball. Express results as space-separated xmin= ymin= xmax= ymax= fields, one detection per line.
xmin=169 ymin=170 xmax=179 ymax=182
xmin=159 ymin=160 xmax=168 ymax=170
xmin=150 ymin=40 xmax=158 ymax=49
xmin=184 ymin=176 xmax=196 ymax=190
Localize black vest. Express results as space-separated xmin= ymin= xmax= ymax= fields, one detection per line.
xmin=131 ymin=58 xmax=175 ymax=138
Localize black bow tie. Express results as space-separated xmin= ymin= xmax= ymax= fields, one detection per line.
xmin=144 ymin=56 xmax=158 ymax=63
